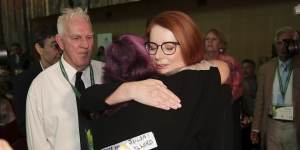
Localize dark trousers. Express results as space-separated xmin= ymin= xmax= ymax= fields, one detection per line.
xmin=232 ymin=100 xmax=242 ymax=150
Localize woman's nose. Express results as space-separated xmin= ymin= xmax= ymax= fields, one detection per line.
xmin=154 ymin=47 xmax=164 ymax=60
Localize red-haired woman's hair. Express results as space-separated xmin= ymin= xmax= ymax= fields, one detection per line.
xmin=146 ymin=11 xmax=204 ymax=65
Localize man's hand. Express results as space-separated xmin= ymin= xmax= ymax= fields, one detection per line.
xmin=241 ymin=115 xmax=251 ymax=128
xmin=250 ymin=131 xmax=260 ymax=144
xmin=106 ymin=79 xmax=181 ymax=110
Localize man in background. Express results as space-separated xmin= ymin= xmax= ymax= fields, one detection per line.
xmin=241 ymin=59 xmax=257 ymax=123
xmin=12 ymin=24 xmax=62 ymax=137
xmin=251 ymin=26 xmax=300 ymax=150
xmin=7 ymin=43 xmax=30 ymax=75
xmin=241 ymin=59 xmax=257 ymax=150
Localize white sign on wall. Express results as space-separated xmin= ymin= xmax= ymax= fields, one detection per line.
xmin=97 ymin=33 xmax=112 ymax=48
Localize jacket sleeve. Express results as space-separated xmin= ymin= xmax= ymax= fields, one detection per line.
xmin=181 ymin=67 xmax=230 ymax=150
xmin=79 ymin=82 xmax=121 ymax=113
xmin=252 ymin=65 xmax=266 ymax=132
xmin=200 ymin=68 xmax=230 ymax=150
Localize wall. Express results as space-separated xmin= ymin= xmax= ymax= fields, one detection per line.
xmin=31 ymin=0 xmax=300 ymax=63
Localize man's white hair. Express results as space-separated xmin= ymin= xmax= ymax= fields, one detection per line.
xmin=274 ymin=26 xmax=299 ymax=42
xmin=57 ymin=7 xmax=91 ymax=35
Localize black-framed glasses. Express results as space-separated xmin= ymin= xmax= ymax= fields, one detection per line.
xmin=145 ymin=41 xmax=180 ymax=55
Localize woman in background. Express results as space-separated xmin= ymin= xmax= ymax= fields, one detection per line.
xmin=204 ymin=28 xmax=243 ymax=150
xmin=204 ymin=28 xmax=243 ymax=100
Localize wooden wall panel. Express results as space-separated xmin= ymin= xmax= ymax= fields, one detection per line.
xmin=91 ymin=0 xmax=300 ymax=63
xmin=29 ymin=0 xmax=300 ymax=64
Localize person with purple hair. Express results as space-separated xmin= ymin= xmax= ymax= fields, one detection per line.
xmin=79 ymin=34 xmax=159 ymax=119
xmin=102 ymin=34 xmax=157 ymax=83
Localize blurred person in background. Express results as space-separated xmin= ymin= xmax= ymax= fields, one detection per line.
xmin=93 ymin=46 xmax=105 ymax=62
xmin=7 ymin=43 xmax=30 ymax=76
xmin=204 ymin=28 xmax=243 ymax=100
xmin=12 ymin=24 xmax=61 ymax=140
xmin=241 ymin=59 xmax=258 ymax=150
xmin=204 ymin=28 xmax=243 ymax=150
xmin=251 ymin=26 xmax=300 ymax=150
xmin=0 ymin=80 xmax=20 ymax=148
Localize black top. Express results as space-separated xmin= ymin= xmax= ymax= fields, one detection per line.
xmin=79 ymin=68 xmax=230 ymax=150
xmin=12 ymin=61 xmax=42 ymax=136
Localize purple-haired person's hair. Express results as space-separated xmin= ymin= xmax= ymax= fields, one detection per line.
xmin=103 ymin=34 xmax=157 ymax=83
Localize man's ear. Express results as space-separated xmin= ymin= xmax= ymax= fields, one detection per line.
xmin=56 ymin=34 xmax=64 ymax=50
xmin=35 ymin=43 xmax=43 ymax=56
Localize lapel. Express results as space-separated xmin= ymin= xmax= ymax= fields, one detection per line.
xmin=265 ymin=59 xmax=278 ymax=109
xmin=292 ymin=55 xmax=300 ymax=138
xmin=293 ymin=55 xmax=300 ymax=116
xmin=292 ymin=54 xmax=300 ymax=105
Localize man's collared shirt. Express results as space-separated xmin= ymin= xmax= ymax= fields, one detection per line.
xmin=26 ymin=57 xmax=104 ymax=150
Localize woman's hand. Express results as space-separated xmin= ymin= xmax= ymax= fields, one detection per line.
xmin=105 ymin=79 xmax=181 ymax=110
xmin=180 ymin=60 xmax=230 ymax=84
xmin=180 ymin=60 xmax=211 ymax=71
xmin=0 ymin=139 xmax=12 ymax=150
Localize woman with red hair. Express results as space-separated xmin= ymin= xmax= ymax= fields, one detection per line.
xmin=79 ymin=11 xmax=231 ymax=150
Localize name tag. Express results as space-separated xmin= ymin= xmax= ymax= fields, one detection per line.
xmin=101 ymin=132 xmax=158 ymax=150
xmin=272 ymin=106 xmax=294 ymax=121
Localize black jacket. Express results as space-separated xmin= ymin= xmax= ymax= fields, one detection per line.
xmin=12 ymin=62 xmax=42 ymax=136
xmin=79 ymin=68 xmax=231 ymax=150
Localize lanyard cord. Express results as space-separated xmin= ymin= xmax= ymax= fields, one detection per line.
xmin=59 ymin=60 xmax=95 ymax=98
xmin=277 ymin=64 xmax=292 ymax=98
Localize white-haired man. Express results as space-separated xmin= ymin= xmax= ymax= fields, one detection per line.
xmin=251 ymin=26 xmax=300 ymax=150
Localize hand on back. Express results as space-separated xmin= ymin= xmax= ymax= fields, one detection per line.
xmin=106 ymin=79 xmax=181 ymax=110
xmin=125 ymin=79 xmax=182 ymax=110
xmin=180 ymin=60 xmax=230 ymax=84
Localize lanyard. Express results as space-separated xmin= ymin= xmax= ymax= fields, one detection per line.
xmin=277 ymin=64 xmax=292 ymax=98
xmin=59 ymin=59 xmax=95 ymax=98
